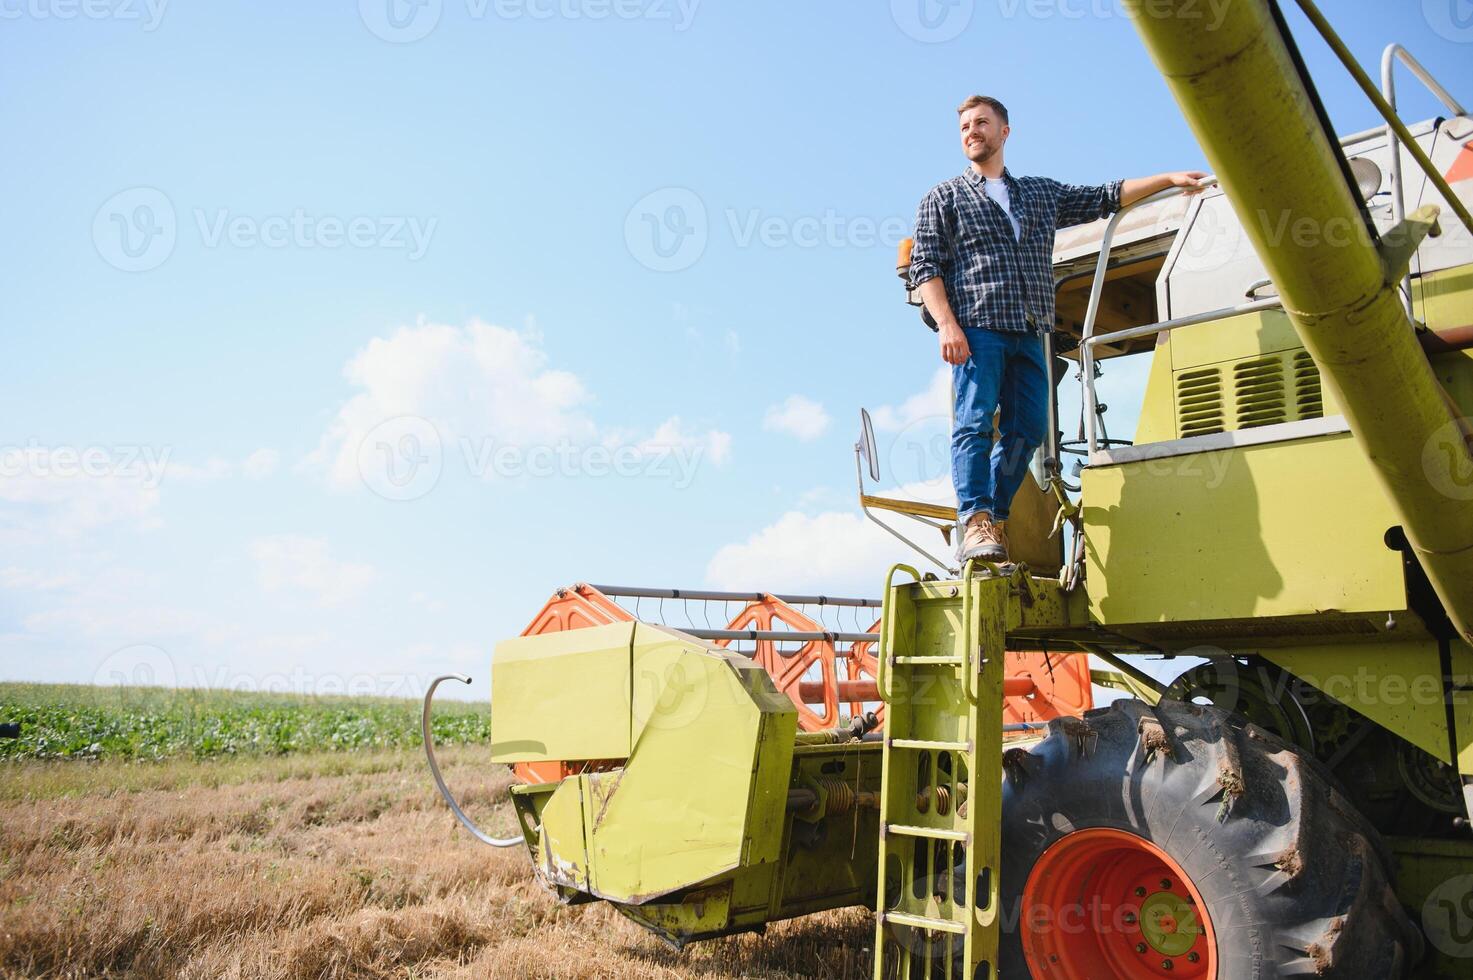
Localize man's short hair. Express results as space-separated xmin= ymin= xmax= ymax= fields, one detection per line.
xmin=956 ymin=95 xmax=1009 ymax=125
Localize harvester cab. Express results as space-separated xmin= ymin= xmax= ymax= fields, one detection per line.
xmin=425 ymin=4 xmax=1473 ymax=977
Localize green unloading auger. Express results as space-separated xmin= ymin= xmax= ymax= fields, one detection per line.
xmin=1126 ymin=0 xmax=1473 ymax=645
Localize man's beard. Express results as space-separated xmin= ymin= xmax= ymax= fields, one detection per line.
xmin=970 ymin=140 xmax=997 ymax=164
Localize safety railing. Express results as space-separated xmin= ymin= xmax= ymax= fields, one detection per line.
xmin=1381 ymin=43 xmax=1469 ymax=318
xmin=1075 ymin=175 xmax=1289 ymax=456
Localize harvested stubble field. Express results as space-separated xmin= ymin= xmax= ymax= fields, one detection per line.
xmin=0 ymin=685 xmax=870 ymax=979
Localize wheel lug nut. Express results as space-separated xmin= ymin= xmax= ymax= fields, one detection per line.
xmin=1124 ymin=912 xmax=1137 ymax=924
xmin=1162 ymin=960 xmax=1174 ymax=970
xmin=1135 ymin=943 xmax=1148 ymax=954
xmin=1160 ymin=878 xmax=1172 ymax=890
xmin=1188 ymin=952 xmax=1200 ymax=963
xmin=1135 ymin=886 xmax=1147 ymax=897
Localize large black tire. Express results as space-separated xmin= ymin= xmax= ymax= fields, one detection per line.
xmin=997 ymin=698 xmax=1423 ymax=978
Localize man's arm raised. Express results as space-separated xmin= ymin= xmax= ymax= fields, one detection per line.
xmin=1120 ymin=171 xmax=1210 ymax=207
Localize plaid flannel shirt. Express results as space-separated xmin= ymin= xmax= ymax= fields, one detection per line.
xmin=909 ymin=168 xmax=1124 ymax=334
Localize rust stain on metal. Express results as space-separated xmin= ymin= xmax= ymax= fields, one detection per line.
xmin=591 ymin=769 xmax=626 ymax=828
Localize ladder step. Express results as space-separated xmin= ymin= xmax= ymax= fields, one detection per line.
xmin=893 ymin=655 xmax=964 ymax=666
xmin=882 ymin=911 xmax=967 ymax=935
xmin=890 ymin=738 xmax=972 ymax=753
xmin=885 ymin=823 xmax=969 ymax=843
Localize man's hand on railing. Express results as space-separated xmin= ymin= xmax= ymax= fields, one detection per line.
xmin=1170 ymin=170 xmax=1211 ymax=196
xmin=1120 ymin=170 xmax=1211 ymax=207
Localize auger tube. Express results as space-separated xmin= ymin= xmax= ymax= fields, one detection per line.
xmin=1127 ymin=0 xmax=1473 ymax=643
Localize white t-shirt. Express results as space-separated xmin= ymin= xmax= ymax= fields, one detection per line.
xmin=982 ymin=176 xmax=1021 ymax=240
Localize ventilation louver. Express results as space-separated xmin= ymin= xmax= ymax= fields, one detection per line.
xmin=1176 ymin=367 xmax=1224 ymax=437
xmin=1234 ymin=357 xmax=1288 ymax=429
xmin=1172 ymin=349 xmax=1327 ymax=438
xmin=1293 ymin=350 xmax=1323 ymax=420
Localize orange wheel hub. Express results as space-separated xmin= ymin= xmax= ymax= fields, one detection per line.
xmin=1021 ymin=828 xmax=1216 ymax=978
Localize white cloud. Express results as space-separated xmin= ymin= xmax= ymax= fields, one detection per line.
xmin=796 ymin=486 xmax=841 ymax=510
xmin=0 ymin=566 xmax=80 ymax=591
xmin=870 ymin=367 xmax=950 ymax=431
xmin=165 ymin=458 xmax=233 ymax=482
xmin=23 ymin=603 xmax=213 ymax=640
xmin=12 ymin=562 xmax=217 ymax=642
xmin=706 ymin=509 xmax=930 ymax=596
xmin=313 ymin=318 xmax=728 ymax=489
xmin=634 ymin=416 xmax=732 ymax=466
xmin=717 ymin=374 xmax=958 ymax=614
xmin=313 ymin=319 xmax=594 ymax=490
xmin=0 ymin=450 xmax=164 ymax=536
xmin=165 ymin=450 xmax=280 ymax=484
xmin=249 ymin=534 xmax=378 ymax=607
xmin=706 ymin=357 xmax=962 ymax=596
xmin=763 ymin=395 xmax=831 ymax=441
xmin=409 ymin=591 xmax=448 ymax=614
xmin=242 ymin=449 xmax=279 ymax=480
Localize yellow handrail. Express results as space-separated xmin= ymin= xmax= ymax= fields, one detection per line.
xmin=875 ymin=563 xmax=920 ymax=704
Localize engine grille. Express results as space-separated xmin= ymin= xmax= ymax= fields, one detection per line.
xmin=1174 ymin=348 xmax=1325 ymax=437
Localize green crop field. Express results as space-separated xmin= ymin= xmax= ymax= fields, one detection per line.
xmin=0 ymin=682 xmax=492 ymax=762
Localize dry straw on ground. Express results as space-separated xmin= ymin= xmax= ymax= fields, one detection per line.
xmin=0 ymin=746 xmax=872 ymax=979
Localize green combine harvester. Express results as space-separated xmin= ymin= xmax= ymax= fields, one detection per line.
xmin=423 ymin=2 xmax=1473 ymax=976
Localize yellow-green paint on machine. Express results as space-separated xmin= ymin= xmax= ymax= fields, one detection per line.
xmin=491 ymin=621 xmax=633 ymax=765
xmin=1084 ymin=432 xmax=1407 ymax=634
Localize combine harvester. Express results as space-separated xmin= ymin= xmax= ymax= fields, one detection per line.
xmin=423 ymin=2 xmax=1473 ymax=976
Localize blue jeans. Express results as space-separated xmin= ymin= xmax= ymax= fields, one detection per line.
xmin=952 ymin=329 xmax=1049 ymax=524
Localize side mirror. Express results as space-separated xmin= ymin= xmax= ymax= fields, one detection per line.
xmin=1348 ymin=156 xmax=1383 ymax=203
xmin=1029 ymin=445 xmax=1050 ymax=491
xmin=857 ymin=408 xmax=880 ymax=483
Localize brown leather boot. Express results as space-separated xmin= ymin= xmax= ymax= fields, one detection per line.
xmin=959 ymin=511 xmax=1007 ymax=562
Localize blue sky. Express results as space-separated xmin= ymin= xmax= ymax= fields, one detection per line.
xmin=2 ymin=1 xmax=1470 ymax=700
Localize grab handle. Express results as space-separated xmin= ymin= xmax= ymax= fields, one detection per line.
xmin=875 ymin=564 xmax=921 ymax=703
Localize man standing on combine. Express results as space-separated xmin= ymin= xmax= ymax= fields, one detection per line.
xmin=909 ymin=95 xmax=1206 ymax=564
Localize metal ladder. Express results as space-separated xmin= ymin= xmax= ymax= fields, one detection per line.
xmin=873 ymin=562 xmax=1007 ymax=980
